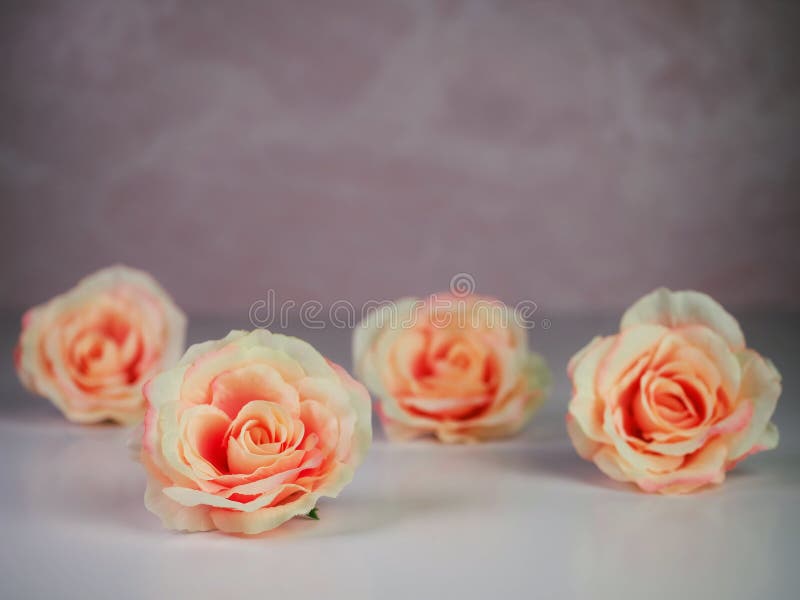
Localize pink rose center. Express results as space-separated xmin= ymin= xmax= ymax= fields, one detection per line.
xmin=638 ymin=374 xmax=706 ymax=435
xmin=184 ymin=364 xmax=324 ymax=479
xmin=620 ymin=336 xmax=726 ymax=443
xmin=387 ymin=327 xmax=502 ymax=421
xmin=64 ymin=307 xmax=145 ymax=387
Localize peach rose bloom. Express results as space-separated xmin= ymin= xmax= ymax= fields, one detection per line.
xmin=15 ymin=265 xmax=186 ymax=425
xmin=353 ymin=294 xmax=549 ymax=443
xmin=567 ymin=288 xmax=781 ymax=494
xmin=140 ymin=329 xmax=371 ymax=534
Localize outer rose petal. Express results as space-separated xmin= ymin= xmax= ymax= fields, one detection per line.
xmin=144 ymin=454 xmax=215 ymax=532
xmin=726 ymin=422 xmax=779 ymax=470
xmin=592 ymin=447 xmax=635 ymax=483
xmin=209 ymin=488 xmax=319 ymax=534
xmin=352 ymin=297 xmax=421 ymax=401
xmin=595 ymin=324 xmax=667 ymax=394
xmin=590 ymin=436 xmax=728 ymax=495
xmin=620 ymin=288 xmax=745 ymax=351
xmin=326 ymin=362 xmax=373 ymax=469
xmin=673 ymin=324 xmax=742 ymax=402
xmin=566 ymin=413 xmax=601 ymax=460
xmin=727 ymin=350 xmax=781 ymax=460
xmin=635 ymin=439 xmax=728 ymax=494
xmin=567 ymin=335 xmax=615 ymax=442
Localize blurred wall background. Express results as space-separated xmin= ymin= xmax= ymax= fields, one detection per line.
xmin=1 ymin=0 xmax=798 ymax=315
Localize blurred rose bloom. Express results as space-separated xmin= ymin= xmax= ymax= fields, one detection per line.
xmin=15 ymin=265 xmax=186 ymax=424
xmin=567 ymin=288 xmax=781 ymax=494
xmin=354 ymin=293 xmax=549 ymax=443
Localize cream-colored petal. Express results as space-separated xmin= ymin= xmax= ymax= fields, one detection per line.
xmin=209 ymin=490 xmax=319 ymax=535
xmin=352 ymin=297 xmax=424 ymax=374
xmin=402 ymin=395 xmax=489 ymax=417
xmin=180 ymin=344 xmax=305 ymax=407
xmin=567 ymin=335 xmax=605 ymax=381
xmin=620 ymin=288 xmax=745 ymax=351
xmin=176 ymin=330 xmax=249 ymax=368
xmin=567 ymin=336 xmax=615 ymax=442
xmin=379 ymin=411 xmax=433 ymax=441
xmin=267 ymin=331 xmax=339 ymax=380
xmin=636 ymin=438 xmax=728 ymax=494
xmin=297 ymin=366 xmax=371 ymax=465
xmin=163 ymin=482 xmax=287 ymax=511
xmin=353 ymin=298 xmax=425 ymax=400
xmin=144 ymin=472 xmax=215 ymax=533
xmin=728 ymin=350 xmax=781 ymax=460
xmin=593 ymin=446 xmax=636 ymax=483
xmin=644 ymin=396 xmax=752 ymax=457
xmin=596 ymin=325 xmax=667 ymax=395
xmin=223 ymin=452 xmax=324 ymax=497
xmin=333 ymin=363 xmax=373 ymax=467
xmin=757 ymin=421 xmax=780 ymax=451
xmin=378 ymin=391 xmax=443 ymax=433
xmin=566 ymin=414 xmax=601 ymax=460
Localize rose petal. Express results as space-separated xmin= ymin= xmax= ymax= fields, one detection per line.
xmin=727 ymin=350 xmax=781 ymax=460
xmin=621 ymin=288 xmax=745 ymax=351
xmin=567 ymin=336 xmax=615 ymax=442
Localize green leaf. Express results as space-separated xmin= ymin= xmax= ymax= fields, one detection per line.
xmin=306 ymin=507 xmax=320 ymax=520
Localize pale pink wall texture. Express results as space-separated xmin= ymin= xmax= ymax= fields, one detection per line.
xmin=1 ymin=0 xmax=799 ymax=314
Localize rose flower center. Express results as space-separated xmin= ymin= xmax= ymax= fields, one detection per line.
xmin=389 ymin=328 xmax=501 ymax=421
xmin=182 ymin=364 xmax=318 ymax=478
xmin=629 ymin=361 xmax=713 ymax=443
xmin=65 ymin=306 xmax=143 ymax=386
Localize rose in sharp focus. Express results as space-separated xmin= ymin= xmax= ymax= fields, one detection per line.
xmin=140 ymin=329 xmax=371 ymax=534
xmin=567 ymin=288 xmax=781 ymax=494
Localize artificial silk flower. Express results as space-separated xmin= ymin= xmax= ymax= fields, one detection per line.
xmin=140 ymin=329 xmax=371 ymax=534
xmin=15 ymin=265 xmax=186 ymax=424
xmin=567 ymin=288 xmax=781 ymax=494
xmin=353 ymin=293 xmax=550 ymax=443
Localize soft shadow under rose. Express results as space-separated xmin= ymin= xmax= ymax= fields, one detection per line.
xmin=567 ymin=288 xmax=781 ymax=494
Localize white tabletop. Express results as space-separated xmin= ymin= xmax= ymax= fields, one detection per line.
xmin=1 ymin=314 xmax=798 ymax=600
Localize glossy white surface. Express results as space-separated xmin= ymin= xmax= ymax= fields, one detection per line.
xmin=1 ymin=315 xmax=799 ymax=600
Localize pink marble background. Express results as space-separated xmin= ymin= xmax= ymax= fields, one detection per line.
xmin=1 ymin=0 xmax=799 ymax=315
